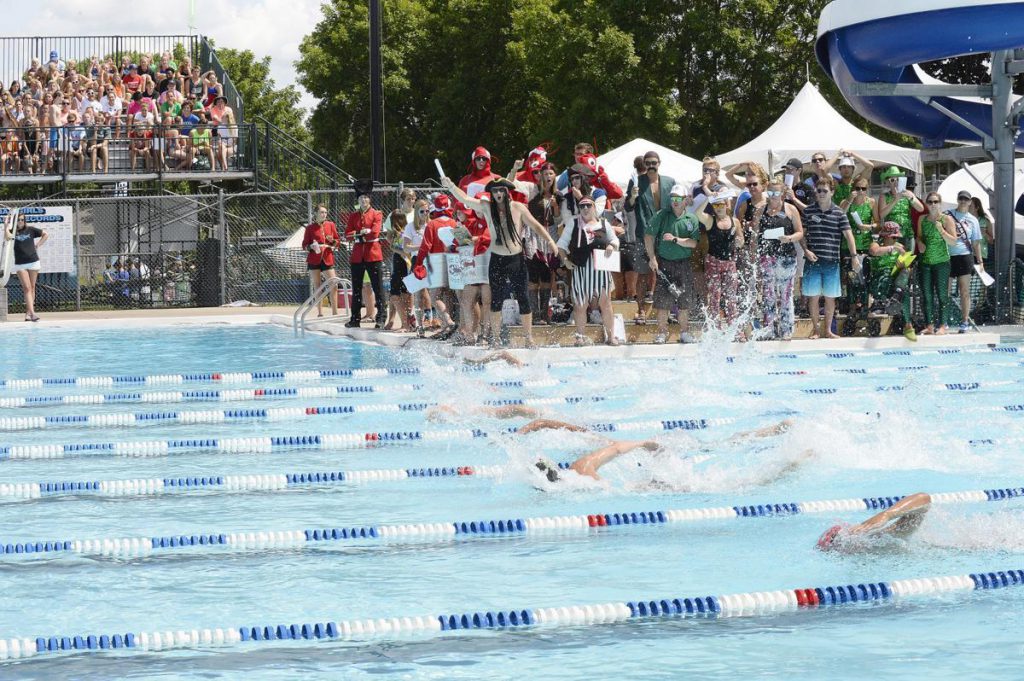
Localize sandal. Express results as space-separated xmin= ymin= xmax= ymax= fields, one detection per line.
xmin=634 ymin=313 xmax=646 ymax=326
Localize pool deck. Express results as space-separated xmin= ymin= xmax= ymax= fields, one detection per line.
xmin=0 ymin=306 xmax=1010 ymax=360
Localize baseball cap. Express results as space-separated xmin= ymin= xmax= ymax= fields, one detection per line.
xmin=785 ymin=157 xmax=803 ymax=170
xmin=669 ymin=183 xmax=688 ymax=197
xmin=838 ymin=156 xmax=856 ymax=167
xmin=957 ymin=190 xmax=972 ymax=201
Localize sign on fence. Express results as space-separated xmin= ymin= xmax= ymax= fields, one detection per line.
xmin=0 ymin=206 xmax=75 ymax=274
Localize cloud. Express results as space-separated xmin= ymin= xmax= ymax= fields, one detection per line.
xmin=7 ymin=0 xmax=322 ymax=112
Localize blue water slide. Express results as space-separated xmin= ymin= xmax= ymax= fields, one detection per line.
xmin=815 ymin=0 xmax=1024 ymax=149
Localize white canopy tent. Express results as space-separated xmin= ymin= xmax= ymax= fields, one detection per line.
xmin=716 ymin=81 xmax=922 ymax=176
xmin=597 ymin=138 xmax=703 ymax=188
xmin=936 ymin=159 xmax=1024 ymax=245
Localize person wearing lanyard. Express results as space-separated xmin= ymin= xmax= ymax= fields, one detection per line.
xmin=301 ymin=204 xmax=340 ymax=318
xmin=6 ymin=213 xmax=48 ymax=321
xmin=344 ymin=183 xmax=384 ymax=328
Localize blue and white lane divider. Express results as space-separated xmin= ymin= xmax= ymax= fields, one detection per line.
xmin=0 ymin=378 xmax=562 ymax=410
xmin=0 ymin=487 xmax=1017 ymax=558
xmin=741 ymin=379 xmax=1022 ymax=396
xmin=2 ymin=566 xmax=1023 ymax=659
xmin=763 ymin=361 xmax=1021 ymax=377
xmin=0 ymin=396 xmax=602 ymax=432
xmin=0 ymin=417 xmax=735 ymax=461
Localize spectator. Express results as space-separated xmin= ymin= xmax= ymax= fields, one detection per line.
xmin=694 ymin=191 xmax=745 ymax=334
xmin=801 ymin=175 xmax=860 ymax=340
xmin=301 ymin=204 xmax=341 ymax=317
xmin=875 ymin=166 xmax=923 ymax=249
xmin=383 ymin=209 xmax=413 ymax=332
xmin=165 ymin=115 xmax=188 ymax=170
xmin=6 ymin=213 xmax=47 ymax=321
xmin=947 ymin=191 xmax=985 ymax=333
xmin=781 ymin=157 xmax=812 ymax=211
xmin=101 ymin=88 xmax=123 ymax=137
xmin=644 ymin=184 xmax=700 ymax=344
xmin=457 ymin=146 xmax=501 ymax=198
xmin=208 ymin=96 xmax=236 ymax=171
xmin=188 ymin=121 xmax=215 ymax=170
xmin=0 ymin=128 xmax=20 ymax=175
xmin=916 ymin=192 xmax=959 ymax=335
xmin=202 ymin=70 xmax=223 ymax=109
xmin=632 ymin=150 xmax=674 ymax=323
xmin=65 ymin=111 xmax=87 ymax=171
xmin=556 ymin=194 xmax=620 ymax=346
xmin=839 ymin=176 xmax=877 ymax=323
xmin=968 ymin=197 xmax=995 ymax=272
xmin=751 ymin=180 xmax=804 ymax=340
xmin=47 ymin=50 xmax=65 ymax=73
xmin=179 ymin=101 xmax=200 ymax=135
xmin=621 ymin=155 xmax=647 ymax=310
xmin=87 ymin=110 xmax=110 ymax=173
xmin=344 ymin=184 xmax=385 ymax=329
xmin=78 ymin=88 xmax=102 ymax=119
xmin=123 ymin=64 xmax=142 ymax=94
xmin=868 ymin=221 xmax=916 ymax=341
xmin=129 ymin=120 xmax=153 ymax=171
xmin=402 ymin=199 xmax=431 ymax=335
xmin=525 ymin=162 xmax=561 ymax=324
xmin=819 ymin=149 xmax=874 ymax=204
xmin=412 ymin=194 xmax=458 ymax=338
xmin=185 ymin=67 xmax=205 ymax=103
xmin=453 ymin=199 xmax=492 ymax=344
xmin=158 ymin=79 xmax=183 ymax=117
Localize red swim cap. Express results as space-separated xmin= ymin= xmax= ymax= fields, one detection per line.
xmin=817 ymin=524 xmax=844 ymax=551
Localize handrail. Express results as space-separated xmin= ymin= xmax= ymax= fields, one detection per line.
xmin=252 ymin=117 xmax=351 ymax=180
xmin=293 ymin=276 xmax=352 ymax=334
xmin=0 ymin=209 xmax=18 ymax=288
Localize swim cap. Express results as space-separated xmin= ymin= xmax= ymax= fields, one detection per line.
xmin=817 ymin=524 xmax=844 ymax=551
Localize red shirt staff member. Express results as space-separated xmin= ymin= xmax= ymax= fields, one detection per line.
xmin=300 ymin=203 xmax=340 ymax=318
xmin=344 ymin=182 xmax=385 ymax=328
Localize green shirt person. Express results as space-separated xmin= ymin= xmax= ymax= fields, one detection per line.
xmin=647 ymin=203 xmax=700 ymax=260
xmin=644 ymin=184 xmax=701 ymax=344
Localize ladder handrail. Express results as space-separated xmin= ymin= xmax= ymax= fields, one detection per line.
xmin=0 ymin=208 xmax=19 ymax=288
xmin=293 ymin=276 xmax=352 ymax=335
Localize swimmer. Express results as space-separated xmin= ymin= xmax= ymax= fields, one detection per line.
xmin=463 ymin=350 xmax=524 ymax=367
xmin=427 ymin=403 xmax=545 ymax=421
xmin=817 ymin=492 xmax=931 ymax=552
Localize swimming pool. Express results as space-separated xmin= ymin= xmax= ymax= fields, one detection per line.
xmin=1 ymin=323 xmax=1023 ymax=679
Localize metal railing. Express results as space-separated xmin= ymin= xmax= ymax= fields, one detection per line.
xmin=199 ymin=37 xmax=244 ymax=124
xmin=2 ymin=35 xmax=199 ymax=88
xmin=252 ymin=117 xmax=351 ymax=192
xmin=293 ymin=276 xmax=353 ymax=334
xmin=0 ymin=124 xmax=256 ymax=179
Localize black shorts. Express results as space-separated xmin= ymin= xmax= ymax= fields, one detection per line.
xmin=526 ymin=254 xmax=555 ymax=284
xmin=488 ymin=252 xmax=531 ymax=314
xmin=390 ymin=253 xmax=409 ymax=295
xmin=307 ymin=261 xmax=334 ymax=272
xmin=949 ymin=253 xmax=975 ymax=278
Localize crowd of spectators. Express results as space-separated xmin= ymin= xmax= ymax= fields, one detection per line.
xmin=0 ymin=49 xmax=237 ymax=175
xmin=331 ymin=144 xmax=994 ymax=345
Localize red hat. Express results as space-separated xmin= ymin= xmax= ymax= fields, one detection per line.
xmin=525 ymin=145 xmax=547 ymax=172
xmin=817 ymin=524 xmax=845 ymax=551
xmin=452 ymin=200 xmax=470 ymax=216
xmin=572 ymin=153 xmax=600 ymax=177
xmin=431 ymin=193 xmax=452 ymax=216
xmin=471 ymin=146 xmax=491 ymax=161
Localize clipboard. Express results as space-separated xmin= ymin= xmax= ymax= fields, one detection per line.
xmin=592 ymin=249 xmax=621 ymax=272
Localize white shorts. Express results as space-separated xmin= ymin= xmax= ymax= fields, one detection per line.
xmin=13 ymin=261 xmax=41 ymax=272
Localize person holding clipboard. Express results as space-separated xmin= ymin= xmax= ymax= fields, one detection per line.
xmin=556 ymin=195 xmax=620 ymax=346
xmin=300 ymin=204 xmax=340 ymax=318
xmin=344 ymin=181 xmax=385 ymax=328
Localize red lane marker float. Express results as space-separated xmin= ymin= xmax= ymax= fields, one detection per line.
xmin=212 ymin=373 xmax=222 ymax=381
xmin=254 ymin=389 xmax=265 ymax=397
xmin=794 ymin=588 xmax=820 ymax=606
xmin=305 ymin=407 xmax=318 ymax=415
xmin=457 ymin=466 xmax=474 ymax=476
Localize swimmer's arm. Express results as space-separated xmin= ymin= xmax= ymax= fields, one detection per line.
xmin=850 ymin=493 xmax=932 ymax=537
xmin=464 ymin=350 xmax=524 ymax=367
xmin=570 ymin=439 xmax=659 ymax=480
xmin=516 ymin=417 xmax=586 ymax=433
xmin=492 ymin=405 xmax=544 ymax=420
xmin=726 ymin=418 xmax=794 ymax=443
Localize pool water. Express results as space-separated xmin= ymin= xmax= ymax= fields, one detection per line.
xmin=1 ymin=324 xmax=1023 ymax=680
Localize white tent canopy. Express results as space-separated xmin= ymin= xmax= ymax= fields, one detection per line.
xmin=716 ymin=81 xmax=922 ymax=176
xmin=597 ymin=138 xmax=703 ymax=188
xmin=936 ymin=159 xmax=1024 ymax=245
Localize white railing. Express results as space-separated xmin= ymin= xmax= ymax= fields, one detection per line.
xmin=293 ymin=276 xmax=352 ymax=335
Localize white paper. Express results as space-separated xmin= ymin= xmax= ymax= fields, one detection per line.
xmin=783 ymin=173 xmax=794 ymax=188
xmin=897 ymin=176 xmax=907 ymax=193
xmin=851 ymin=211 xmax=863 ymax=227
xmin=688 ymin=194 xmax=708 ymax=215
xmin=592 ymin=249 xmax=621 ymax=272
xmin=762 ymin=227 xmax=785 ymax=240
xmin=975 ymin=264 xmax=994 ymax=286
xmin=437 ymin=227 xmax=455 ymax=248
xmin=310 ymin=241 xmax=321 ymax=253
xmin=445 ymin=253 xmax=465 ymax=290
xmin=434 ymin=158 xmax=445 ymax=179
xmin=402 ymin=272 xmax=429 ymax=293
xmin=612 ymin=313 xmax=626 ymax=342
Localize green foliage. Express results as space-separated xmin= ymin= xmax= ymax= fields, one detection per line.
xmin=214 ymin=48 xmax=308 ymax=144
xmin=297 ymin=0 xmax=922 ymax=179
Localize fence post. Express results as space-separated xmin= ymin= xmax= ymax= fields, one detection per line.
xmin=74 ymin=200 xmax=82 ymax=311
xmin=218 ymin=189 xmax=227 ymax=306
xmin=306 ymin=191 xmax=313 ymax=225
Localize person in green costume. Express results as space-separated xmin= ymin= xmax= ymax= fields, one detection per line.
xmin=839 ymin=177 xmax=877 ymax=321
xmin=916 ymin=192 xmax=960 ymax=335
xmin=874 ymin=166 xmax=923 ymax=248
xmin=868 ymin=221 xmax=917 ymax=341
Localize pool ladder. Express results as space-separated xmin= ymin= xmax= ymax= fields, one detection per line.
xmin=293 ymin=276 xmax=353 ymax=335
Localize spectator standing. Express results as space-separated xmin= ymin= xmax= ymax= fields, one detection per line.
xmin=621 ymin=155 xmax=647 ymax=309
xmin=751 ymin=181 xmax=804 ymax=340
xmin=402 ymin=199 xmax=432 ymax=334
xmin=383 ymin=209 xmax=413 ymax=332
xmin=344 ymin=184 xmax=385 ymax=328
xmin=839 ymin=177 xmax=877 ymax=322
xmin=801 ymin=176 xmax=860 ymax=339
xmin=301 ymin=204 xmax=340 ymax=317
xmin=208 ymin=96 xmax=236 ymax=171
xmin=819 ymin=150 xmax=874 ymax=205
xmin=917 ymin=192 xmax=959 ymax=335
xmin=694 ymin=192 xmax=745 ymax=333
xmin=875 ymin=166 xmax=923 ymax=248
xmin=632 ymin=151 xmax=674 ymax=322
xmin=454 ymin=199 xmax=493 ymax=343
xmin=556 ymin=195 xmax=620 ymax=346
xmin=6 ymin=213 xmax=47 ymax=321
xmin=525 ymin=162 xmax=561 ymax=323
xmin=412 ymin=194 xmax=458 ymax=337
xmin=645 ymin=184 xmax=700 ymax=344
xmin=968 ymin=197 xmax=995 ymax=272
xmin=947 ymin=191 xmax=985 ymax=333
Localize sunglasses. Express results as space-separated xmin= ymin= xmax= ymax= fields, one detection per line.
xmin=927 ymin=200 xmax=941 ymax=205
xmin=670 ymin=197 xmax=685 ymax=203
xmin=702 ymin=167 xmax=717 ymax=173
xmin=417 ymin=209 xmax=430 ymax=214
xmin=853 ymin=187 xmax=868 ymax=192
xmin=815 ymin=188 xmax=830 ymax=194
xmin=766 ymin=190 xmax=783 ymax=198
xmin=579 ymin=203 xmax=595 ymax=209
xmin=746 ymin=182 xmax=760 ymax=187
xmin=812 ymin=158 xmax=825 ymax=163
xmin=957 ymin=198 xmax=970 ymax=202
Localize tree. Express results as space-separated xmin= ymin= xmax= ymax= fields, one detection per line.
xmin=214 ymin=47 xmax=308 ymax=143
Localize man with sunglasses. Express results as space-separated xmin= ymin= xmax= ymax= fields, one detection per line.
xmin=947 ymin=191 xmax=984 ymax=333
xmin=802 ymin=176 xmax=860 ymax=339
xmin=813 ymin=150 xmax=874 ymax=205
xmin=645 ymin=184 xmax=700 ymax=343
xmin=632 ymin=150 xmax=674 ymax=320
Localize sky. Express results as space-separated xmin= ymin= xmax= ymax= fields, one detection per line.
xmin=7 ymin=0 xmax=324 ymax=113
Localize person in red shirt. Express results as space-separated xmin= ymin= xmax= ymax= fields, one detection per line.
xmin=454 ymin=200 xmax=493 ymax=343
xmin=457 ymin=146 xmax=501 ymax=199
xmin=300 ymin=204 xmax=340 ymax=317
xmin=413 ymin=194 xmax=458 ymax=337
xmin=344 ymin=184 xmax=384 ymax=328
xmin=122 ymin=64 xmax=142 ymax=94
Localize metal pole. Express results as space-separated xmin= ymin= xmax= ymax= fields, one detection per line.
xmin=307 ymin=191 xmax=314 ymax=225
xmin=74 ymin=200 xmax=82 ymax=312
xmin=218 ymin=189 xmax=227 ymax=306
xmin=990 ymin=50 xmax=1019 ymax=322
xmin=369 ymin=0 xmax=385 ymax=182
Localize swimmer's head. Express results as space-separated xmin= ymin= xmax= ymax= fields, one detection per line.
xmin=817 ymin=524 xmax=845 ymax=551
xmin=535 ymin=459 xmax=560 ymax=483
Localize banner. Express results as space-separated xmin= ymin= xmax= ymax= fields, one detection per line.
xmin=0 ymin=206 xmax=75 ymax=274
